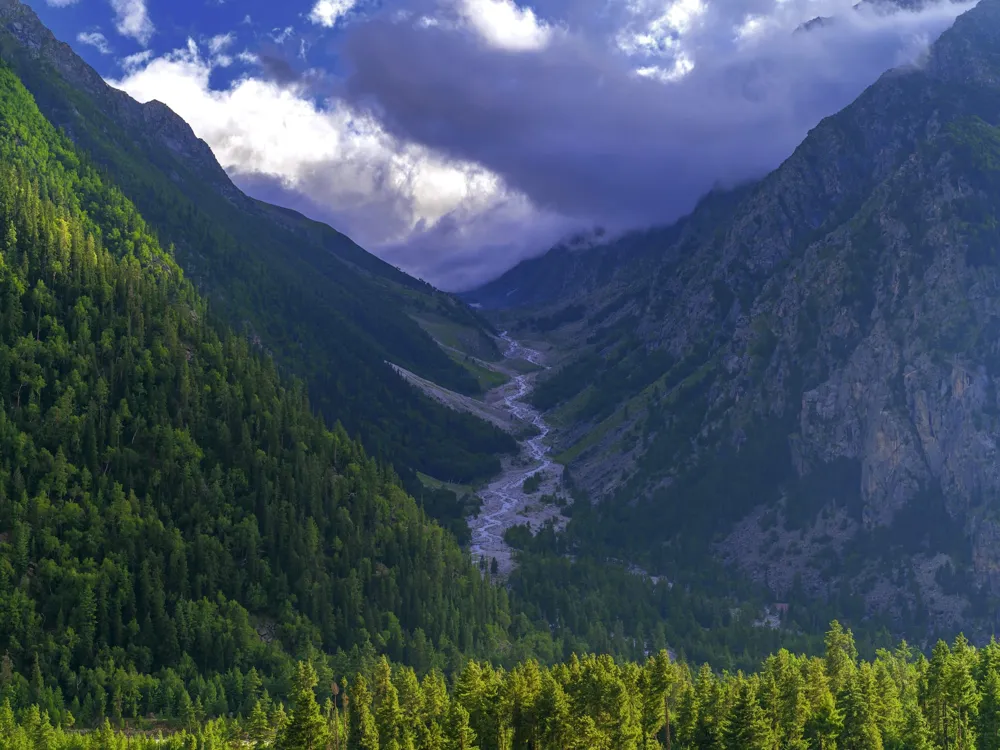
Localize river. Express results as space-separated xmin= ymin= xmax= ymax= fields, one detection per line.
xmin=468 ymin=333 xmax=565 ymax=576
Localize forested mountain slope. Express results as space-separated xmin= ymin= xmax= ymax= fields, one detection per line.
xmin=472 ymin=0 xmax=1000 ymax=637
xmin=0 ymin=58 xmax=521 ymax=725
xmin=0 ymin=0 xmax=515 ymax=495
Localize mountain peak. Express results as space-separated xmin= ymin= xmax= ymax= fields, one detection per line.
xmin=0 ymin=1 xmax=241 ymax=203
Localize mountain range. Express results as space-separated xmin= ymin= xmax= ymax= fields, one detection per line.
xmin=468 ymin=0 xmax=1000 ymax=638
xmin=6 ymin=0 xmax=1000 ymax=736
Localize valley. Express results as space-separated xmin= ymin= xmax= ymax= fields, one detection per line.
xmin=8 ymin=0 xmax=1000 ymax=744
xmin=468 ymin=334 xmax=567 ymax=576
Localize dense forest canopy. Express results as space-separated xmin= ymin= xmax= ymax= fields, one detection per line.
xmin=6 ymin=624 xmax=1000 ymax=750
xmin=0 ymin=60 xmax=527 ymax=726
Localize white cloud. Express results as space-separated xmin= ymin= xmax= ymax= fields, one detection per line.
xmin=271 ymin=26 xmax=295 ymax=43
xmin=309 ymin=0 xmax=357 ymax=28
xmin=120 ymin=49 xmax=153 ymax=71
xmin=106 ymin=40 xmax=564 ymax=289
xmin=77 ymin=31 xmax=112 ymax=54
xmin=110 ymin=0 xmax=155 ymax=46
xmin=459 ymin=0 xmax=553 ymax=51
xmin=45 ymin=0 xmax=79 ymax=7
xmin=616 ymin=0 xmax=706 ymax=59
xmin=208 ymin=33 xmax=235 ymax=55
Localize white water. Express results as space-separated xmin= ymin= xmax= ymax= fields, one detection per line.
xmin=468 ymin=333 xmax=564 ymax=576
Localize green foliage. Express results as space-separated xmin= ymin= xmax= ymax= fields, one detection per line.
xmin=0 ymin=60 xmax=520 ymax=725
xmin=522 ymin=473 xmax=543 ymax=494
xmin=280 ymin=663 xmax=327 ymax=750
xmin=0 ymin=30 xmax=516 ymax=498
xmin=17 ymin=627 xmax=1000 ymax=749
xmin=531 ymin=338 xmax=676 ymax=425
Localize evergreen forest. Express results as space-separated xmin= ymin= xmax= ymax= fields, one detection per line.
xmin=7 ymin=624 xmax=1000 ymax=750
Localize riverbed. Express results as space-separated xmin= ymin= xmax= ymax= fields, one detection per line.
xmin=468 ymin=333 xmax=566 ymax=576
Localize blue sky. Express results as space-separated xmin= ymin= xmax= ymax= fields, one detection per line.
xmin=31 ymin=0 xmax=977 ymax=289
xmin=34 ymin=0 xmax=327 ymax=90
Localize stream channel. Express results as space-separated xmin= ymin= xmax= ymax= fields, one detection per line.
xmin=468 ymin=333 xmax=565 ymax=576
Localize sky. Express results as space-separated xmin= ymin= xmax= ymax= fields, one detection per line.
xmin=31 ymin=0 xmax=977 ymax=290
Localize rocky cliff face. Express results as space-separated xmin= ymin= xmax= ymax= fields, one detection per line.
xmin=480 ymin=0 xmax=1000 ymax=635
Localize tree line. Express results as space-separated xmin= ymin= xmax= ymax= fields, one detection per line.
xmin=5 ymin=622 xmax=1000 ymax=749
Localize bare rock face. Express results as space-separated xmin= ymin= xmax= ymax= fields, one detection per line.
xmin=475 ymin=0 xmax=1000 ymax=636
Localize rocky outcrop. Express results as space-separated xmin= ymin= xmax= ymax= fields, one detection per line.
xmin=485 ymin=0 xmax=1000 ymax=635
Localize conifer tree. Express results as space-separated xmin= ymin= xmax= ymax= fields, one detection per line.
xmin=349 ymin=676 xmax=380 ymax=750
xmin=825 ymin=621 xmax=858 ymax=695
xmin=724 ymin=679 xmax=774 ymax=750
xmin=281 ymin=662 xmax=328 ymax=750
xmin=978 ymin=667 xmax=1000 ymax=750
xmin=446 ymin=702 xmax=479 ymax=750
xmin=949 ymin=635 xmax=981 ymax=750
xmin=900 ymin=696 xmax=934 ymax=750
xmin=839 ymin=666 xmax=883 ymax=750
xmin=373 ymin=657 xmax=404 ymax=750
xmin=247 ymin=700 xmax=272 ymax=748
xmin=927 ymin=640 xmax=953 ymax=747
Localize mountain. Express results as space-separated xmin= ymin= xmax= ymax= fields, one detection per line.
xmin=0 ymin=50 xmax=532 ymax=724
xmin=0 ymin=0 xmax=516 ymax=506
xmin=472 ymin=0 xmax=1000 ymax=638
xmin=795 ymin=0 xmax=967 ymax=34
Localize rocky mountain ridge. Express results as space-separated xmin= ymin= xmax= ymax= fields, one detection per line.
xmin=474 ymin=0 xmax=1000 ymax=635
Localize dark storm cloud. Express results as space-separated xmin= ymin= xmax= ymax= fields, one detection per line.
xmin=338 ymin=0 xmax=975 ymax=230
xmin=257 ymin=49 xmax=303 ymax=84
xmin=112 ymin=0 xmax=978 ymax=290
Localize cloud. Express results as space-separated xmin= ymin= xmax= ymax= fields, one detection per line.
xmin=208 ymin=33 xmax=235 ymax=55
xmin=107 ymin=39 xmax=562 ymax=290
xmin=340 ymin=0 xmax=976 ymax=230
xmin=309 ymin=0 xmax=357 ymax=28
xmin=120 ymin=49 xmax=153 ymax=71
xmin=77 ymin=31 xmax=112 ymax=54
xmin=45 ymin=0 xmax=79 ymax=7
xmin=459 ymin=0 xmax=554 ymax=51
xmin=104 ymin=0 xmax=978 ymax=289
xmin=110 ymin=0 xmax=154 ymax=46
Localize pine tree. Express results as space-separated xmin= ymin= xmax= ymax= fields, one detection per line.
xmin=825 ymin=621 xmax=858 ymax=696
xmin=724 ymin=679 xmax=774 ymax=750
xmin=446 ymin=702 xmax=479 ymax=750
xmin=281 ymin=662 xmax=329 ymax=750
xmin=803 ymin=687 xmax=842 ymax=750
xmin=872 ymin=660 xmax=903 ymax=747
xmin=978 ymin=667 xmax=1000 ymax=750
xmin=373 ymin=657 xmax=404 ymax=750
xmin=900 ymin=697 xmax=934 ymax=750
xmin=949 ymin=635 xmax=981 ymax=750
xmin=247 ymin=700 xmax=273 ymax=748
xmin=349 ymin=676 xmax=381 ymax=750
xmin=926 ymin=640 xmax=952 ymax=747
xmin=537 ymin=672 xmax=572 ymax=750
xmin=839 ymin=667 xmax=883 ymax=750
